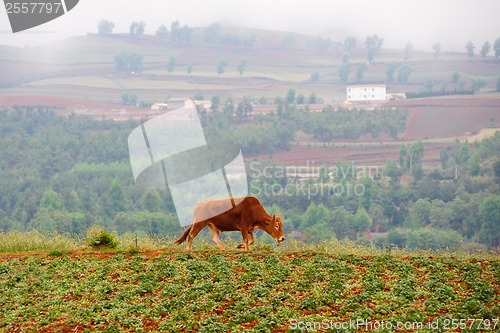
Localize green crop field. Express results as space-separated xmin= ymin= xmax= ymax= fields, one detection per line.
xmin=0 ymin=232 xmax=499 ymax=333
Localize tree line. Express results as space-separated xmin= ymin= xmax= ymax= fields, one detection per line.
xmin=0 ymin=106 xmax=498 ymax=249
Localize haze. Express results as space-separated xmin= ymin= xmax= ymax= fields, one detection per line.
xmin=1 ymin=0 xmax=499 ymax=51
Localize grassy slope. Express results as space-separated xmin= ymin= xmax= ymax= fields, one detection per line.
xmin=0 ymin=232 xmax=499 ymax=332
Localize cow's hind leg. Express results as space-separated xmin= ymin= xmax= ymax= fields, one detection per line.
xmin=186 ymin=222 xmax=205 ymax=251
xmin=208 ymin=224 xmax=225 ymax=251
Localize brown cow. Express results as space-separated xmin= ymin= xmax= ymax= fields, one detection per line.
xmin=174 ymin=196 xmax=285 ymax=251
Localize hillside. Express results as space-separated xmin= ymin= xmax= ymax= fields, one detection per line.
xmin=1 ymin=26 xmax=499 ymax=170
xmin=0 ymin=27 xmax=499 ymax=103
xmin=1 ymin=241 xmax=499 ymax=333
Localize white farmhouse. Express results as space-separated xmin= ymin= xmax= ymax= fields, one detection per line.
xmin=346 ymin=84 xmax=387 ymax=102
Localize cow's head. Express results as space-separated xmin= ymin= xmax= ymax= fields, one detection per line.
xmin=263 ymin=214 xmax=285 ymax=245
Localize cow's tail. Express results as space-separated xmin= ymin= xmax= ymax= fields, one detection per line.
xmin=174 ymin=225 xmax=191 ymax=245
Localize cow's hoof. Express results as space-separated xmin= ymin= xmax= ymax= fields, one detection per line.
xmin=237 ymin=244 xmax=245 ymax=249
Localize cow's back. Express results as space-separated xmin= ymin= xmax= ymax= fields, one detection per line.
xmin=193 ymin=196 xmax=266 ymax=231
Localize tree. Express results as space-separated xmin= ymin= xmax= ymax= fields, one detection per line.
xmin=365 ymin=34 xmax=383 ymax=63
xmin=338 ymin=63 xmax=350 ymax=84
xmin=137 ymin=21 xmax=146 ymax=35
xmin=237 ymin=59 xmax=247 ymax=76
xmin=285 ymin=88 xmax=296 ymax=104
xmin=97 ymin=20 xmax=114 ymax=35
xmin=367 ymin=47 xmax=377 ymax=63
xmin=129 ymin=21 xmax=146 ymax=37
xmin=397 ymin=65 xmax=413 ymax=84
xmin=170 ymin=20 xmax=192 ymax=43
xmin=217 ymin=58 xmax=228 ymax=75
xmin=39 ymin=188 xmax=63 ymax=211
xmin=156 ymin=24 xmax=168 ymax=40
xmin=121 ymin=92 xmax=138 ymax=106
xmin=296 ymin=94 xmax=305 ymax=104
xmin=167 ymin=57 xmax=176 ymax=73
xmin=360 ymin=177 xmax=373 ymax=210
xmin=114 ymin=52 xmax=129 ymax=72
xmin=458 ymin=141 xmax=471 ymax=165
xmin=193 ymin=91 xmax=204 ymax=100
xmin=477 ymin=195 xmax=500 ymax=248
xmin=314 ymin=36 xmax=332 ymax=53
xmin=355 ymin=63 xmax=367 ymax=83
xmin=383 ymin=160 xmax=402 ymax=186
xmin=452 ymin=72 xmax=461 ymax=86
xmin=494 ymin=37 xmax=500 ymax=58
xmin=386 ymin=63 xmax=397 ymax=83
xmin=300 ymin=202 xmax=331 ymax=234
xmin=331 ymin=207 xmax=356 ymax=240
xmin=429 ymin=199 xmax=453 ymax=229
xmin=398 ymin=144 xmax=409 ymax=171
xmin=102 ymin=178 xmax=128 ymax=218
xmin=365 ymin=34 xmax=383 ymax=51
xmin=424 ymin=80 xmax=434 ymax=92
xmin=308 ymin=93 xmax=317 ymax=104
xmin=129 ymin=22 xmax=137 ymax=35
xmin=354 ymin=207 xmax=371 ymax=239
xmin=404 ymin=41 xmax=414 ymax=61
xmin=128 ymin=54 xmax=143 ymax=72
xmin=466 ymin=152 xmax=481 ymax=176
xmin=223 ymin=97 xmax=234 ymax=119
xmin=404 ymin=198 xmax=431 ymax=228
xmin=274 ymin=96 xmax=284 ymax=117
xmin=187 ymin=64 xmax=193 ymax=75
xmin=432 ymin=43 xmax=441 ymax=59
xmin=236 ymin=96 xmax=253 ymax=118
xmin=344 ymin=36 xmax=357 ymax=52
xmin=493 ymin=160 xmax=500 ymax=179
xmin=204 ymin=23 xmax=220 ymax=45
xmin=480 ymin=41 xmax=491 ymax=57
xmin=317 ymin=166 xmax=330 ymax=183
xmin=471 ymin=78 xmax=487 ymax=93
xmin=139 ymin=188 xmax=162 ymax=212
xmin=387 ymin=229 xmax=406 ymax=247
xmin=210 ymin=95 xmax=220 ymax=112
xmin=114 ymin=53 xmax=143 ymax=73
xmin=466 ymin=41 xmax=475 ymax=58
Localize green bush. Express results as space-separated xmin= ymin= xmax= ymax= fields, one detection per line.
xmin=406 ymin=228 xmax=462 ymax=250
xmin=86 ymin=225 xmax=118 ymax=249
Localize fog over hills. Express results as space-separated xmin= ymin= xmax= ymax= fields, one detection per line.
xmin=1 ymin=0 xmax=499 ymax=51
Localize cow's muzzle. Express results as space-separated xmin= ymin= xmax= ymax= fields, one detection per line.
xmin=276 ymin=237 xmax=285 ymax=245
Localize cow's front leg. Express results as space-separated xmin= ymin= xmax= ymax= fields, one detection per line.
xmin=238 ymin=229 xmax=251 ymax=251
xmin=237 ymin=229 xmax=254 ymax=250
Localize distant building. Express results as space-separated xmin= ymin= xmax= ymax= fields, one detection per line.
xmin=184 ymin=98 xmax=212 ymax=110
xmin=151 ymin=102 xmax=168 ymax=111
xmin=386 ymin=93 xmax=407 ymax=101
xmin=346 ymin=84 xmax=387 ymax=102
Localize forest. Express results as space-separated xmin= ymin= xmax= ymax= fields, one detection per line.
xmin=0 ymin=103 xmax=498 ymax=250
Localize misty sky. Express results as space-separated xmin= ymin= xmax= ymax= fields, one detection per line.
xmin=1 ymin=0 xmax=499 ymax=52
